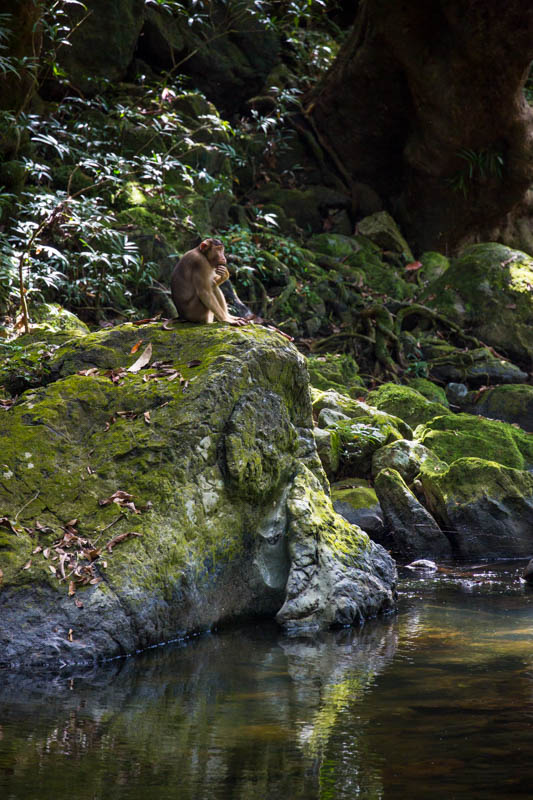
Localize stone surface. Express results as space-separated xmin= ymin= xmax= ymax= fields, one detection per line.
xmin=424 ymin=244 xmax=533 ymax=367
xmin=374 ymin=468 xmax=452 ymax=560
xmin=0 ymin=323 xmax=396 ymax=667
xmin=421 ymin=458 xmax=533 ymax=558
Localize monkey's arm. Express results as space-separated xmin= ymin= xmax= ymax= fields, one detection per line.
xmin=212 ymin=264 xmax=230 ymax=286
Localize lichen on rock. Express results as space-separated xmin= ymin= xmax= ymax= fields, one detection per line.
xmin=0 ymin=321 xmax=396 ymax=667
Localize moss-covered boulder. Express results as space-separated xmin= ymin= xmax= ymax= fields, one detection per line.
xmin=277 ymin=467 xmax=395 ymax=629
xmin=459 ymin=384 xmax=533 ymax=432
xmin=406 ymin=377 xmax=449 ymax=407
xmin=420 ymin=458 xmax=533 ymax=558
xmin=356 ymin=211 xmax=414 ymax=262
xmin=307 ymin=353 xmax=365 ymax=396
xmin=366 ymin=383 xmax=451 ymax=429
xmin=312 ymin=388 xmax=412 ymax=478
xmin=374 ymin=468 xmax=452 ymax=560
xmin=416 ymin=413 xmax=533 ymax=471
xmin=331 ymin=480 xmax=385 ymax=542
xmin=421 ymin=341 xmax=528 ymax=386
xmin=0 ymin=323 xmax=395 ymax=666
xmin=424 ymin=243 xmax=533 ymax=367
xmin=372 ymin=439 xmax=446 ymax=484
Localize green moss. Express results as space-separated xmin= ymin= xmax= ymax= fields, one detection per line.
xmin=288 ymin=467 xmax=369 ymax=565
xmin=366 ymin=383 xmax=451 ymax=428
xmin=420 ymin=456 xmax=533 ymax=509
xmin=406 ymin=377 xmax=449 ymax=407
xmin=331 ymin=482 xmax=379 ymax=512
xmin=356 ymin=211 xmax=414 ymax=262
xmin=307 ymin=353 xmax=364 ymax=395
xmin=417 ymin=413 xmax=533 ymax=470
xmin=312 ymin=388 xmax=413 ymax=440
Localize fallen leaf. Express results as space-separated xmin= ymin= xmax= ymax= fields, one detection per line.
xmin=133 ymin=314 xmax=161 ymax=326
xmin=144 ymin=411 xmax=151 ymax=424
xmin=127 ymin=342 xmax=153 ymax=373
xmin=68 ymin=581 xmax=76 ymax=596
xmin=43 ymin=547 xmax=51 ymax=559
xmin=77 ymin=367 xmax=100 ymax=377
xmin=22 ymin=559 xmax=32 ymax=570
xmin=130 ymin=340 xmax=143 ymax=354
xmin=49 ymin=564 xmax=57 ymax=575
xmin=68 ymin=629 xmax=74 ymax=642
xmin=89 ymin=577 xmax=102 ymax=585
xmin=32 ymin=545 xmax=42 ymax=554
xmin=405 ymin=261 xmax=423 ymax=271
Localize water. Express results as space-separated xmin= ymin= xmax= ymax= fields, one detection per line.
xmin=1 ymin=560 xmax=533 ymax=800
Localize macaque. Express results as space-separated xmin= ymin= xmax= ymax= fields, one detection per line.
xmin=171 ymin=238 xmax=247 ymax=325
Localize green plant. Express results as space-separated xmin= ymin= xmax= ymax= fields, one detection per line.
xmin=446 ymin=146 xmax=505 ymax=196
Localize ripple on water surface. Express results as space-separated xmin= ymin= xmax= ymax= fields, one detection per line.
xmin=1 ymin=560 xmax=533 ymax=800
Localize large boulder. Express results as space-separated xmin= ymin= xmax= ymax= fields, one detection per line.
xmin=365 ymin=383 xmax=451 ymax=429
xmin=416 ymin=413 xmax=533 ymax=471
xmin=374 ymin=468 xmax=452 ymax=560
xmin=457 ymin=384 xmax=533 ymax=432
xmin=424 ymin=244 xmax=533 ymax=367
xmin=0 ymin=323 xmax=396 ymax=667
xmin=421 ymin=458 xmax=533 ymax=558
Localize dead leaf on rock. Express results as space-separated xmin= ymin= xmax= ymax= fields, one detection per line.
xmin=127 ymin=342 xmax=153 ymax=373
xmin=133 ymin=314 xmax=161 ymax=326
xmin=130 ymin=340 xmax=143 ymax=354
xmin=22 ymin=559 xmax=31 ymax=570
xmin=68 ymin=581 xmax=76 ymax=597
xmin=68 ymin=629 xmax=74 ymax=642
xmin=77 ymin=367 xmax=100 ymax=377
xmin=144 ymin=411 xmax=151 ymax=425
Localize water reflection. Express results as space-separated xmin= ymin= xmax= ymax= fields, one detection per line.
xmin=1 ymin=561 xmax=533 ymax=800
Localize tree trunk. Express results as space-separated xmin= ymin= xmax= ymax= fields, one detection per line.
xmin=309 ymin=0 xmax=533 ymax=252
xmin=0 ymin=0 xmax=43 ymax=113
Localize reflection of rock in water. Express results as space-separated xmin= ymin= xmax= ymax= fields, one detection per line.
xmin=279 ymin=619 xmax=397 ymax=798
xmin=0 ymin=622 xmax=395 ymax=800
xmin=280 ymin=620 xmax=398 ymax=740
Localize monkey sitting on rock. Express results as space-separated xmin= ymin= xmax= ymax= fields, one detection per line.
xmin=170 ymin=238 xmax=248 ymax=326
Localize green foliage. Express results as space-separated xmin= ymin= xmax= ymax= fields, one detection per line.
xmin=446 ymin=147 xmax=505 ymax=196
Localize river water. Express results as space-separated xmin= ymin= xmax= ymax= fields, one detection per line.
xmin=1 ymin=560 xmax=533 ymax=800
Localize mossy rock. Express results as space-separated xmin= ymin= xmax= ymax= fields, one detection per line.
xmin=366 ymin=383 xmax=451 ymax=428
xmin=307 ymin=353 xmax=365 ymax=396
xmin=308 ymin=233 xmax=366 ymax=260
xmin=374 ymin=467 xmax=452 ymax=560
xmin=331 ymin=480 xmax=385 ymax=542
xmin=460 ymin=384 xmax=533 ymax=432
xmin=421 ymin=341 xmax=527 ymax=386
xmin=416 ymin=413 xmax=533 ymax=471
xmin=419 ymin=251 xmax=450 ymax=283
xmin=0 ymin=323 xmax=396 ymax=666
xmin=372 ymin=439 xmax=446 ymax=484
xmin=406 ymin=377 xmax=449 ymax=407
xmin=57 ymin=0 xmax=145 ymax=94
xmin=356 ymin=211 xmax=414 ymax=262
xmin=423 ymin=243 xmax=533 ymax=366
xmin=420 ymin=457 xmax=533 ymax=558
xmin=30 ymin=303 xmax=90 ymax=335
xmin=312 ymin=388 xmax=413 ymax=440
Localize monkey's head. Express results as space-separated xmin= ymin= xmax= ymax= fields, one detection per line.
xmin=200 ymin=238 xmax=227 ymax=267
